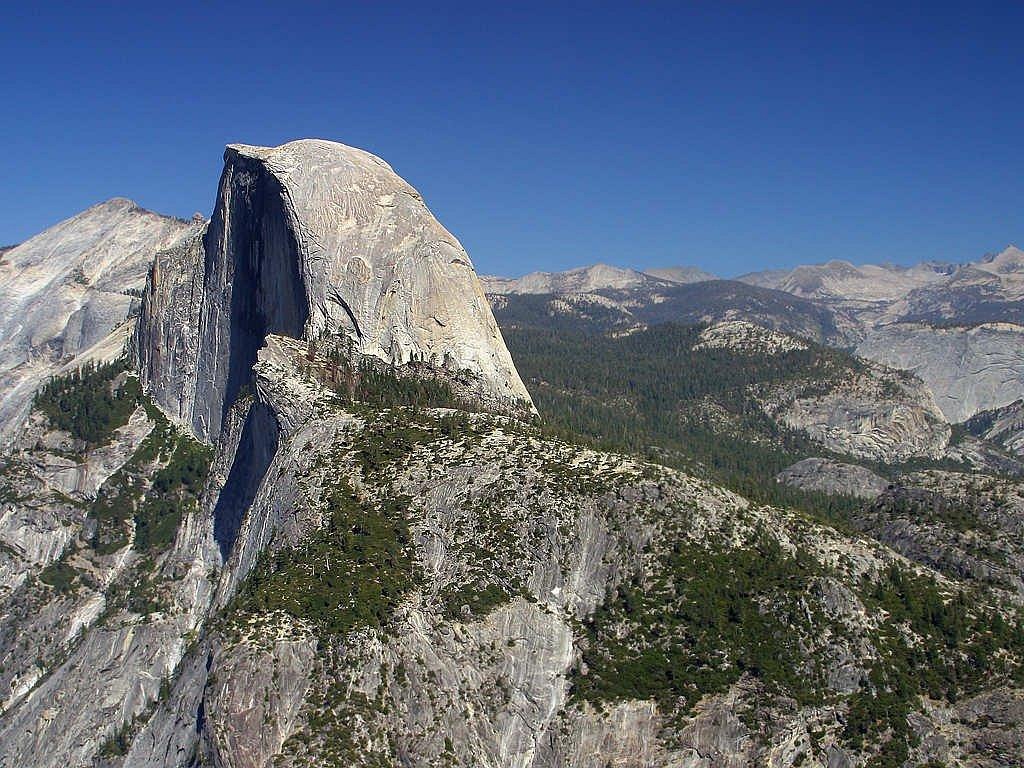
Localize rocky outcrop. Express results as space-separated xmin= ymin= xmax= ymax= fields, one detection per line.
xmin=0 ymin=199 xmax=192 ymax=445
xmin=0 ymin=394 xmax=220 ymax=767
xmin=760 ymin=362 xmax=951 ymax=463
xmin=695 ymin=320 xmax=809 ymax=355
xmin=134 ymin=227 xmax=207 ymax=427
xmin=965 ymin=399 xmax=1024 ymax=455
xmin=777 ymin=457 xmax=890 ymax=499
xmin=138 ymin=140 xmax=531 ymax=440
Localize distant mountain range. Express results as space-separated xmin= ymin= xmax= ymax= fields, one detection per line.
xmin=485 ymin=246 xmax=1024 ymax=423
xmin=485 ymin=246 xmax=1023 ymax=309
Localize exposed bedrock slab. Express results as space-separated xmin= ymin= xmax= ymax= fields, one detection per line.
xmin=777 ymin=457 xmax=890 ymax=499
xmin=856 ymin=323 xmax=1024 ymax=423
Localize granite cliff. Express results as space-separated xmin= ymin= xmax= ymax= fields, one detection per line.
xmin=138 ymin=140 xmax=531 ymax=441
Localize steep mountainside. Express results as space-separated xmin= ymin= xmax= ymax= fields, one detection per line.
xmin=0 ymin=199 xmax=193 ymax=445
xmin=137 ymin=140 xmax=530 ymax=441
xmin=964 ymin=399 xmax=1024 ymax=456
xmin=6 ymin=333 xmax=1024 ymax=768
xmin=856 ymin=323 xmax=1024 ymax=423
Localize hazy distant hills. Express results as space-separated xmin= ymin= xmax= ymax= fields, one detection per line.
xmin=737 ymin=259 xmax=957 ymax=303
xmin=479 ymin=263 xmax=675 ymax=294
xmin=485 ymin=247 xmax=1024 ymax=317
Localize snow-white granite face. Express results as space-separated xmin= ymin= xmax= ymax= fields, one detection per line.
xmin=224 ymin=140 xmax=530 ymax=407
xmin=0 ymin=199 xmax=191 ymax=445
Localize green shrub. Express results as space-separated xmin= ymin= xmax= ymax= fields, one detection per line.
xmin=573 ymin=533 xmax=821 ymax=711
xmin=34 ymin=361 xmax=140 ymax=448
xmin=89 ymin=399 xmax=212 ymax=555
xmin=441 ymin=581 xmax=513 ymax=619
xmin=229 ymin=483 xmax=418 ymax=635
xmin=39 ymin=561 xmax=79 ymax=592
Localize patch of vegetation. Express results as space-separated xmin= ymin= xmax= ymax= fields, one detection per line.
xmin=229 ymin=482 xmax=418 ymax=636
xmin=866 ymin=488 xmax=993 ymax=535
xmin=134 ymin=434 xmax=213 ymax=551
xmin=353 ymin=409 xmax=483 ymax=478
xmin=573 ymin=532 xmax=824 ymax=713
xmin=440 ymin=580 xmax=515 ymax=620
xmin=353 ymin=361 xmax=465 ymax=410
xmin=303 ymin=341 xmax=468 ymax=411
xmin=90 ymin=399 xmax=212 ymax=556
xmin=98 ymin=721 xmax=133 ymax=758
xmin=39 ymin=561 xmax=80 ymax=593
xmin=34 ymin=361 xmax=140 ymax=448
xmin=844 ymin=564 xmax=1024 ymax=764
xmin=354 ymin=419 xmax=435 ymax=477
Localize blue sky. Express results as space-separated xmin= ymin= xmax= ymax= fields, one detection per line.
xmin=2 ymin=1 xmax=1021 ymax=276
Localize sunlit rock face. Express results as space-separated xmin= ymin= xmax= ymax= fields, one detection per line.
xmin=857 ymin=322 xmax=1024 ymax=423
xmin=138 ymin=139 xmax=531 ymax=441
xmin=0 ymin=199 xmax=191 ymax=445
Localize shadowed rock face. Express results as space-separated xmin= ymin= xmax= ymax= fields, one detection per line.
xmin=211 ymin=401 xmax=279 ymax=558
xmin=193 ymin=151 xmax=309 ymax=439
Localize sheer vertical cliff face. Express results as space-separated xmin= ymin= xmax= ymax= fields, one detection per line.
xmin=192 ymin=151 xmax=309 ymax=439
xmin=138 ymin=140 xmax=531 ymax=442
xmin=135 ymin=227 xmax=207 ymax=426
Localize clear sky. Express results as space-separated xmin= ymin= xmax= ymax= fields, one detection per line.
xmin=2 ymin=1 xmax=1021 ymax=277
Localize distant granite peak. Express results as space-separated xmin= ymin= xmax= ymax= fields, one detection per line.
xmin=0 ymin=198 xmax=191 ymax=444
